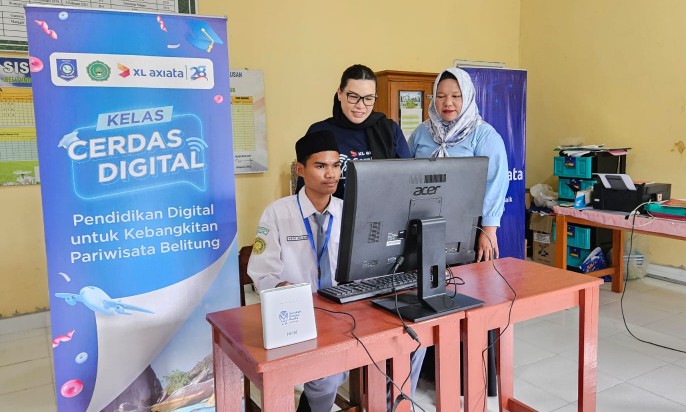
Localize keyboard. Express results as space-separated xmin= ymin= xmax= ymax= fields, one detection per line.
xmin=318 ymin=272 xmax=418 ymax=303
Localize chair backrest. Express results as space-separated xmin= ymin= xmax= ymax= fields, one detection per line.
xmin=238 ymin=245 xmax=254 ymax=306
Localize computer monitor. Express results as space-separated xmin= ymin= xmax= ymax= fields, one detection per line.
xmin=336 ymin=157 xmax=489 ymax=321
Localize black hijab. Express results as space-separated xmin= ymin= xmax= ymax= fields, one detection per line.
xmin=326 ymin=94 xmax=396 ymax=159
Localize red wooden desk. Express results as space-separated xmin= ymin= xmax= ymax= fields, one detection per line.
xmin=207 ymin=294 xmax=464 ymax=412
xmin=459 ymin=258 xmax=602 ymax=412
xmin=554 ymin=206 xmax=686 ymax=292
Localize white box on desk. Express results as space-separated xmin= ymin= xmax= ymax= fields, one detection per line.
xmin=260 ymin=283 xmax=317 ymax=349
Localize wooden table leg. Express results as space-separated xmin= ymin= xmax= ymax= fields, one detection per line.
xmin=578 ymin=286 xmax=599 ymax=411
xmin=463 ymin=311 xmax=489 ymax=412
xmin=261 ymin=371 xmax=295 ymax=411
xmin=612 ymin=229 xmax=625 ymax=293
xmin=390 ymin=354 xmax=411 ymax=412
xmin=366 ymin=360 xmax=388 ymax=411
xmin=212 ymin=334 xmax=242 ymax=412
xmin=436 ymin=317 xmax=461 ymax=412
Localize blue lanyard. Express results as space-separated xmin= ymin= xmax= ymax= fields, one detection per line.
xmin=296 ymin=194 xmax=334 ymax=288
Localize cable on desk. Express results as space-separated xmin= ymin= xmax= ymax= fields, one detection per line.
xmin=446 ymin=266 xmax=465 ymax=296
xmin=475 ymin=227 xmax=518 ymax=412
xmin=621 ymin=201 xmax=686 ymax=354
xmin=313 ymin=307 xmax=425 ymax=412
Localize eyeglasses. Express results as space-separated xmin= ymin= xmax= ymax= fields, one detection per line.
xmin=345 ymin=92 xmax=377 ymax=106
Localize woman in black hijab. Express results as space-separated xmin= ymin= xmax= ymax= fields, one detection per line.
xmin=306 ymin=64 xmax=410 ymax=199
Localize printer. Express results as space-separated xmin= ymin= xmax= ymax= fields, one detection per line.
xmin=592 ymin=173 xmax=671 ymax=213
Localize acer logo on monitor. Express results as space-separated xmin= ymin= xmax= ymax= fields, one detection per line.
xmin=413 ymin=185 xmax=441 ymax=196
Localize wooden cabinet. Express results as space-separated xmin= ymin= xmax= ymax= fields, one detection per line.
xmin=374 ymin=70 xmax=438 ymax=125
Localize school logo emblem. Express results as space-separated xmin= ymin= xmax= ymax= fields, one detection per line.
xmin=86 ymin=60 xmax=111 ymax=81
xmin=252 ymin=236 xmax=266 ymax=255
xmin=57 ymin=59 xmax=77 ymax=81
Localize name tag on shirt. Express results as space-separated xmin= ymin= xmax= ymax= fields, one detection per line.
xmin=287 ymin=235 xmax=309 ymax=241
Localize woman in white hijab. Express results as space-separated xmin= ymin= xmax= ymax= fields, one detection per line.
xmin=408 ymin=68 xmax=509 ymax=261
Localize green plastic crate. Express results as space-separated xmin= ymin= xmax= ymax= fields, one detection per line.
xmin=558 ymin=178 xmax=597 ymax=200
xmin=552 ymin=223 xmax=593 ymax=249
xmin=554 ymin=156 xmax=593 ymax=178
xmin=567 ymin=246 xmax=592 ymax=267
xmin=553 ymin=154 xmax=623 ymax=179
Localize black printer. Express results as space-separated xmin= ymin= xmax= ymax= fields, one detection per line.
xmin=592 ymin=174 xmax=671 ymax=213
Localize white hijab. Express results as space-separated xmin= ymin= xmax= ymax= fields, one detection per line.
xmin=425 ymin=68 xmax=484 ymax=158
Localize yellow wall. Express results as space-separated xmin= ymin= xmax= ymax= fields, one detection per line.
xmin=520 ymin=0 xmax=686 ymax=267
xmin=199 ymin=0 xmax=521 ymax=248
xmin=0 ymin=0 xmax=521 ymax=316
xmin=0 ymin=51 xmax=49 ymax=317
xmin=0 ymin=186 xmax=48 ymax=316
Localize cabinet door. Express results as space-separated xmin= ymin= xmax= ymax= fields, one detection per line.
xmin=388 ymin=80 xmax=434 ymax=139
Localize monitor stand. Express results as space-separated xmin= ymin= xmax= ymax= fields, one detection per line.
xmin=371 ymin=217 xmax=483 ymax=322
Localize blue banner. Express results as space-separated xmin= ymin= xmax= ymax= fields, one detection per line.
xmin=465 ymin=68 xmax=527 ymax=259
xmin=26 ymin=7 xmax=237 ymax=411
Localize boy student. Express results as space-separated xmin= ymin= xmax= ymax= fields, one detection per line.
xmin=247 ymin=129 xmax=344 ymax=412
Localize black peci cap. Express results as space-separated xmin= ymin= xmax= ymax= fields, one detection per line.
xmin=295 ymin=130 xmax=339 ymax=163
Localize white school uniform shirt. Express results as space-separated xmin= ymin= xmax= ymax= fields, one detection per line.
xmin=247 ymin=188 xmax=342 ymax=293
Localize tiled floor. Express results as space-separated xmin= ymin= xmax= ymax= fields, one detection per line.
xmin=0 ymin=311 xmax=55 ymax=411
xmin=3 ymin=275 xmax=686 ymax=411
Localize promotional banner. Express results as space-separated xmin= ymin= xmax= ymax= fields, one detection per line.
xmin=465 ymin=68 xmax=527 ymax=260
xmin=26 ymin=7 xmax=238 ymax=411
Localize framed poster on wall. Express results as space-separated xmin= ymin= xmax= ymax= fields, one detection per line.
xmin=398 ymin=90 xmax=422 ymax=140
xmin=230 ymin=69 xmax=268 ymax=173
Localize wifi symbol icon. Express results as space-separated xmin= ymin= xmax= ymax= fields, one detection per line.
xmin=186 ymin=137 xmax=208 ymax=152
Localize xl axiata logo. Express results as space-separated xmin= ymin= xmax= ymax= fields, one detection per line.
xmin=117 ymin=64 xmax=130 ymax=78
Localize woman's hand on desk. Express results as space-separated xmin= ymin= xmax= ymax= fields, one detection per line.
xmin=275 ymin=281 xmax=291 ymax=288
xmin=477 ymin=226 xmax=499 ymax=262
